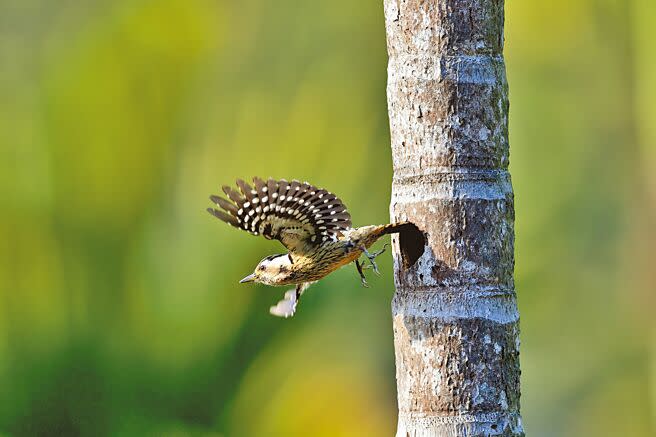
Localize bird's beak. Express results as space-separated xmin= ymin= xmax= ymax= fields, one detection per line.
xmin=239 ymin=273 xmax=256 ymax=284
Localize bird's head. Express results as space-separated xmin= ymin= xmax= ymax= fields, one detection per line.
xmin=239 ymin=253 xmax=294 ymax=286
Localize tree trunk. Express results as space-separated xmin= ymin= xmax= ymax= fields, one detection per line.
xmin=384 ymin=1 xmax=523 ymax=436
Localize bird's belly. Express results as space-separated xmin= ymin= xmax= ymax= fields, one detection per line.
xmin=314 ymin=248 xmax=363 ymax=278
xmin=335 ymin=249 xmax=363 ymax=268
xmin=289 ymin=247 xmax=363 ymax=283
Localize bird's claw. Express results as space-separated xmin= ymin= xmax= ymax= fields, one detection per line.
xmin=355 ymin=259 xmax=369 ymax=287
xmin=370 ymin=260 xmax=380 ymax=275
xmin=370 ymin=243 xmax=389 ymax=258
xmin=363 ymin=244 xmax=388 ymax=275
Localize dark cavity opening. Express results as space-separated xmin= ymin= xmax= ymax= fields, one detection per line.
xmin=397 ymin=222 xmax=426 ymax=268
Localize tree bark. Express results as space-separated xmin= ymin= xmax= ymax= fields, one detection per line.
xmin=384 ymin=1 xmax=523 ymax=436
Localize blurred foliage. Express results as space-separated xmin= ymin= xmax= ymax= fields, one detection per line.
xmin=0 ymin=0 xmax=654 ymax=436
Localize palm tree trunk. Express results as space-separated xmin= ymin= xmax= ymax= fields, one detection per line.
xmin=384 ymin=1 xmax=523 ymax=436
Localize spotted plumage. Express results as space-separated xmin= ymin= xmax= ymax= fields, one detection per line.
xmin=208 ymin=177 xmax=351 ymax=253
xmin=208 ymin=177 xmax=420 ymax=318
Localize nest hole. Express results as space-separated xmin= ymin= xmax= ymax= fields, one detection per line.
xmin=397 ymin=222 xmax=426 ymax=268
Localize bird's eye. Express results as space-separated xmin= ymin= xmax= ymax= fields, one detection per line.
xmin=259 ymin=265 xmax=266 ymax=271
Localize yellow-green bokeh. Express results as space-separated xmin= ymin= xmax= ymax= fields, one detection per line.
xmin=0 ymin=0 xmax=654 ymax=436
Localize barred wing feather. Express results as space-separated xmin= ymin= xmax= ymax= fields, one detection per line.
xmin=208 ymin=177 xmax=352 ymax=253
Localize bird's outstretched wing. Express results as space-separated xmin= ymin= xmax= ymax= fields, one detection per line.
xmin=208 ymin=177 xmax=351 ymax=253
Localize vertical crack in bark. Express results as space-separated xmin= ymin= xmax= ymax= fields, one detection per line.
xmin=384 ymin=1 xmax=523 ymax=436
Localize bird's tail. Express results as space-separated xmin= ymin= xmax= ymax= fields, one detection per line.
xmin=380 ymin=221 xmax=419 ymax=236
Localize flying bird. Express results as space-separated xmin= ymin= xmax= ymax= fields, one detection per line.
xmin=207 ymin=177 xmax=418 ymax=317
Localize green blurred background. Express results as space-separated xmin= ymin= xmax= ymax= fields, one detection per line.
xmin=1 ymin=0 xmax=654 ymax=436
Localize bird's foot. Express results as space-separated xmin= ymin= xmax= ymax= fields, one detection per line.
xmin=361 ymin=244 xmax=388 ymax=275
xmin=370 ymin=243 xmax=389 ymax=259
xmin=355 ymin=259 xmax=369 ymax=288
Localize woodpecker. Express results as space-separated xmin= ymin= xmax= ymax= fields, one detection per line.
xmin=207 ymin=177 xmax=416 ymax=318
